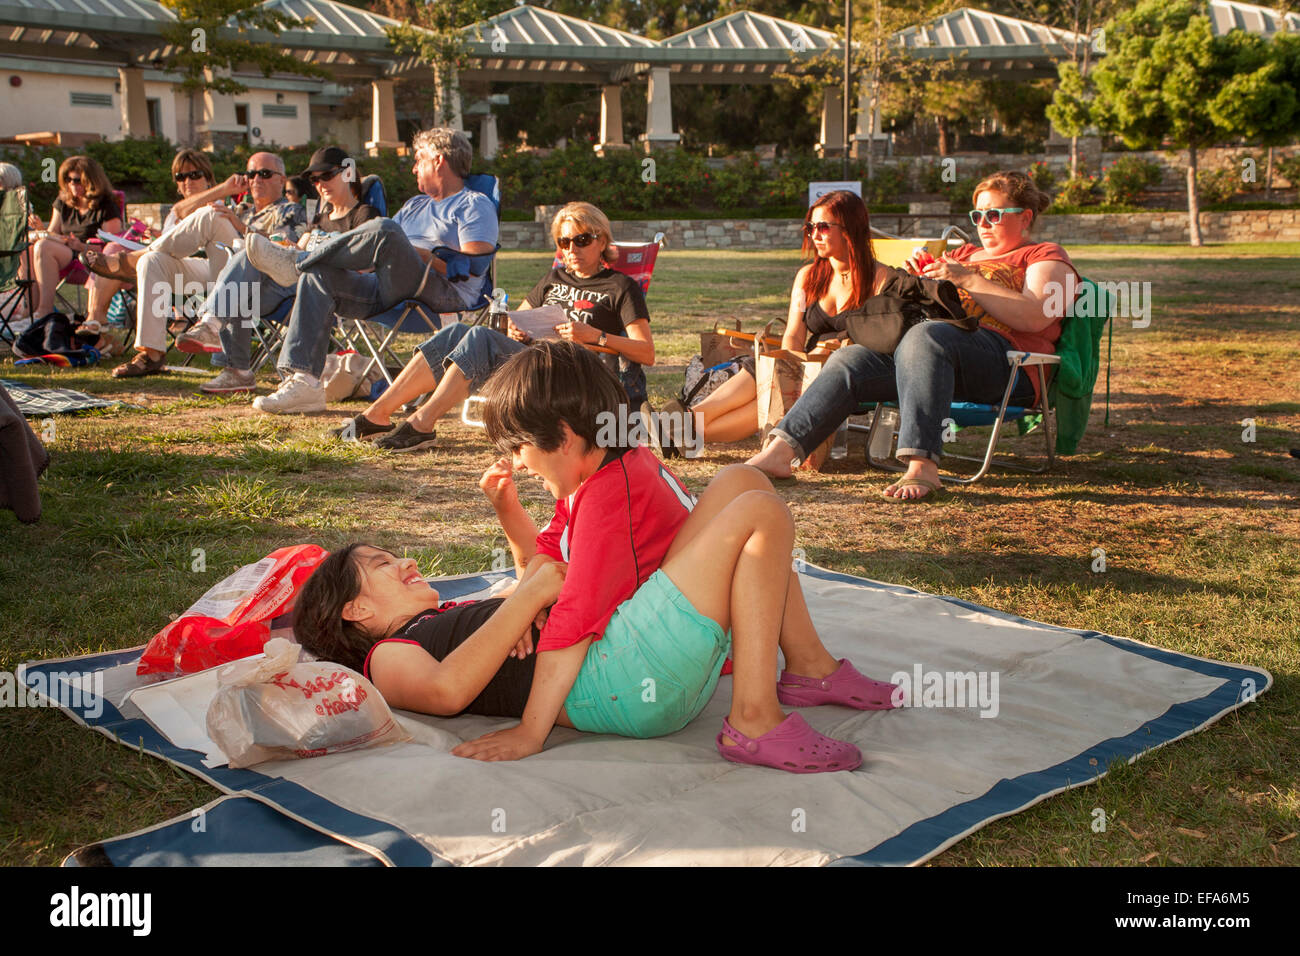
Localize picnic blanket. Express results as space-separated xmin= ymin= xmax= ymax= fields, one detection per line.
xmin=23 ymin=565 xmax=1270 ymax=867
xmin=0 ymin=379 xmax=116 ymax=416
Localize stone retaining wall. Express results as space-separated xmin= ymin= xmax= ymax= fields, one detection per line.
xmin=497 ymin=209 xmax=1300 ymax=250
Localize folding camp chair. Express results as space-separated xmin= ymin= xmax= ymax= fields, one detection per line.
xmin=856 ymin=277 xmax=1114 ymax=484
xmin=0 ymin=186 xmax=35 ymax=342
xmin=351 ymin=173 xmax=502 ymax=385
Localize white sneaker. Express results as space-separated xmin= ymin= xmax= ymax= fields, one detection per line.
xmin=199 ymin=367 xmax=256 ymax=394
xmin=253 ymin=372 xmax=326 ymax=414
xmin=247 ymin=233 xmax=305 ymax=288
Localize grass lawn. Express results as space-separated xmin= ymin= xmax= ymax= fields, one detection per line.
xmin=1 ymin=243 xmax=1297 ymax=867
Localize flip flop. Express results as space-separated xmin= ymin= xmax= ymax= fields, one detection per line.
xmin=716 ymin=712 xmax=861 ymax=774
xmin=881 ymin=477 xmax=945 ymax=502
xmin=81 ymin=248 xmax=137 ymax=282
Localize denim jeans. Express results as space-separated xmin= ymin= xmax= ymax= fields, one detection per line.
xmin=770 ymin=323 xmax=1036 ymax=463
xmin=276 ymin=218 xmax=471 ymax=378
xmin=205 ymin=249 xmax=295 ymax=371
xmin=416 ymin=323 xmax=526 ymax=392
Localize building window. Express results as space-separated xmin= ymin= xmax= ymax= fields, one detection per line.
xmin=70 ymin=92 xmax=113 ymax=108
xmin=262 ymin=104 xmax=298 ymax=119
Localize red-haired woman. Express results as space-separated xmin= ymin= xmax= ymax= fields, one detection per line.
xmin=748 ymin=171 xmax=1078 ymax=500
xmin=676 ymin=190 xmax=891 ymax=449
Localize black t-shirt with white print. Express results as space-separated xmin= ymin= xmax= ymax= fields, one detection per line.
xmin=524 ymin=266 xmax=650 ymax=407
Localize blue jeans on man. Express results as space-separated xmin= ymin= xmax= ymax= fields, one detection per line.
xmin=769 ymin=323 xmax=1036 ymax=463
xmin=276 ymin=218 xmax=483 ymax=379
xmin=206 ymin=249 xmax=295 ymax=371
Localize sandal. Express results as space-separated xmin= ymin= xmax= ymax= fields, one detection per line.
xmin=881 ymin=477 xmax=945 ymax=502
xmin=716 ymin=712 xmax=861 ymax=774
xmin=111 ymin=351 xmax=168 ymax=378
xmin=82 ymin=248 xmax=137 ymax=282
xmin=777 ymin=659 xmax=900 ymax=710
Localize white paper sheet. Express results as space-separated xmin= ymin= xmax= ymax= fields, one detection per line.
xmin=507 ymin=305 xmax=567 ymax=340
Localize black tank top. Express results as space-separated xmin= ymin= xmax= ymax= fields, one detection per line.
xmin=364 ymin=599 xmax=536 ymax=718
xmin=802 ymin=300 xmax=850 ymax=351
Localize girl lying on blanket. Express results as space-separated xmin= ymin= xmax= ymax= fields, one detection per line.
xmin=453 ymin=341 xmax=900 ymax=774
xmin=293 ymin=545 xmax=568 ymax=721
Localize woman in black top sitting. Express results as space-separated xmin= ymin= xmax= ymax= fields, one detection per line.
xmin=678 ymin=190 xmax=890 ymax=449
xmin=294 ymin=544 xmax=569 ymax=720
xmin=22 ymin=156 xmax=122 ymax=321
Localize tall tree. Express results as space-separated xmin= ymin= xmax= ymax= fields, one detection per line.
xmin=160 ymin=0 xmax=330 ymax=145
xmin=1089 ymin=0 xmax=1286 ymax=245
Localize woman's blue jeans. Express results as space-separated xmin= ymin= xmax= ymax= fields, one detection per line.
xmin=416 ymin=324 xmax=526 ymax=393
xmin=769 ymin=323 xmax=1036 ymax=463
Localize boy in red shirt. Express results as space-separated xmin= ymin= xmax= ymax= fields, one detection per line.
xmin=453 ymin=342 xmax=899 ymax=773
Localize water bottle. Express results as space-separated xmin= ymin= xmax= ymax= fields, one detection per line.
xmin=869 ymin=406 xmax=899 ymax=460
xmin=488 ymin=289 xmax=508 ymax=333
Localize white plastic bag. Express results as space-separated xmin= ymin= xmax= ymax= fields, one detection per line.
xmin=205 ymin=638 xmax=409 ymax=768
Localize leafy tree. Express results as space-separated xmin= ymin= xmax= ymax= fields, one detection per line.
xmin=1089 ymin=0 xmax=1285 ymax=245
xmin=159 ymin=0 xmax=330 ymax=145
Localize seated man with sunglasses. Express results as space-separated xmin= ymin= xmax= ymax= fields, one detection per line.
xmin=241 ymin=127 xmax=497 ymax=415
xmin=102 ymin=151 xmax=306 ymax=378
xmin=182 ymin=146 xmax=380 ymax=393
xmin=329 ymin=201 xmax=654 ymax=453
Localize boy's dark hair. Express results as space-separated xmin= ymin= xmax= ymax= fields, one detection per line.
xmin=292 ymin=543 xmax=374 ymax=673
xmin=482 ymin=341 xmax=626 ymax=454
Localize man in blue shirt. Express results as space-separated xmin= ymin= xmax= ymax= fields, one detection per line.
xmin=234 ymin=128 xmax=497 ymax=414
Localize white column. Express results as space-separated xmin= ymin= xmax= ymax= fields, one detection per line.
xmin=365 ymin=79 xmax=404 ymax=154
xmin=817 ymin=87 xmax=844 ymax=157
xmin=595 ymin=84 xmax=629 ymax=154
xmin=118 ymin=67 xmax=150 ymax=139
xmin=479 ymin=113 xmax=499 ymax=159
xmin=197 ymin=69 xmax=245 ymax=151
xmin=641 ymin=67 xmax=680 ymax=149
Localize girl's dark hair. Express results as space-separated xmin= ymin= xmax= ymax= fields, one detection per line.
xmin=481 ymin=340 xmax=627 ymax=455
xmin=293 ymin=543 xmax=375 ymax=673
xmin=800 ymin=189 xmax=876 ymax=311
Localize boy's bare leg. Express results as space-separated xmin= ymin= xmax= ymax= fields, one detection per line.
xmin=659 ymin=489 xmax=795 ymax=742
xmin=666 ymin=465 xmax=838 ymax=678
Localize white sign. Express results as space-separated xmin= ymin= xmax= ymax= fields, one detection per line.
xmin=809 ymin=181 xmax=862 ymax=206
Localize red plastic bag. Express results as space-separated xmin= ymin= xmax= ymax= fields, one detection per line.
xmin=137 ymin=544 xmax=329 ymax=677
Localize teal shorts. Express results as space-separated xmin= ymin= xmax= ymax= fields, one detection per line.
xmin=565 ymin=570 xmax=731 ymax=739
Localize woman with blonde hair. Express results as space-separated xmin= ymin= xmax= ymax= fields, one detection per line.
xmin=331 ymin=200 xmax=656 ymax=454
xmin=20 ymin=155 xmax=122 ymax=321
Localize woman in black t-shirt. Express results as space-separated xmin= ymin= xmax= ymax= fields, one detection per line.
xmin=294 ymin=544 xmax=571 ymax=721
xmin=22 ymin=155 xmax=123 ymax=320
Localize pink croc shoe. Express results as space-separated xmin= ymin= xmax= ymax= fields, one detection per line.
xmin=716 ymin=713 xmax=862 ymax=774
xmin=777 ymin=659 xmax=900 ymax=710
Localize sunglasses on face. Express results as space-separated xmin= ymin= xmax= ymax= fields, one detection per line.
xmin=803 ymin=221 xmax=842 ymax=238
xmin=309 ymin=167 xmax=342 ymax=185
xmin=174 ymin=170 xmax=207 ymax=183
xmin=969 ymin=207 xmax=1026 ymax=227
xmin=65 ymin=175 xmax=83 ymax=184
xmin=556 ymin=233 xmax=598 ymax=250
xmin=244 ymin=169 xmax=279 ymax=180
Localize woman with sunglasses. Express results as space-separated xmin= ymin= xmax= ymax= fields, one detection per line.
xmin=183 ymin=147 xmax=379 ymax=379
xmin=749 ymin=170 xmax=1078 ymax=500
xmin=657 ymin=190 xmax=890 ymax=456
xmin=20 ymin=156 xmax=122 ymax=324
xmin=76 ymin=150 xmax=218 ymax=347
xmin=331 ymin=201 xmax=655 ymax=454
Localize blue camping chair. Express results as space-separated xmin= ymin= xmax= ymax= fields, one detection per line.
xmin=852 ymin=277 xmax=1114 ymax=484
xmin=349 ymin=173 xmax=501 ymax=385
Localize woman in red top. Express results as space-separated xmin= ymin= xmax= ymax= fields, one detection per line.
xmin=749 ymin=170 xmax=1079 ymax=500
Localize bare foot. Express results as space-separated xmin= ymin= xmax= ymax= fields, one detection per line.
xmin=882 ymin=458 xmax=942 ymax=500
xmin=746 ymin=434 xmax=796 ymax=480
